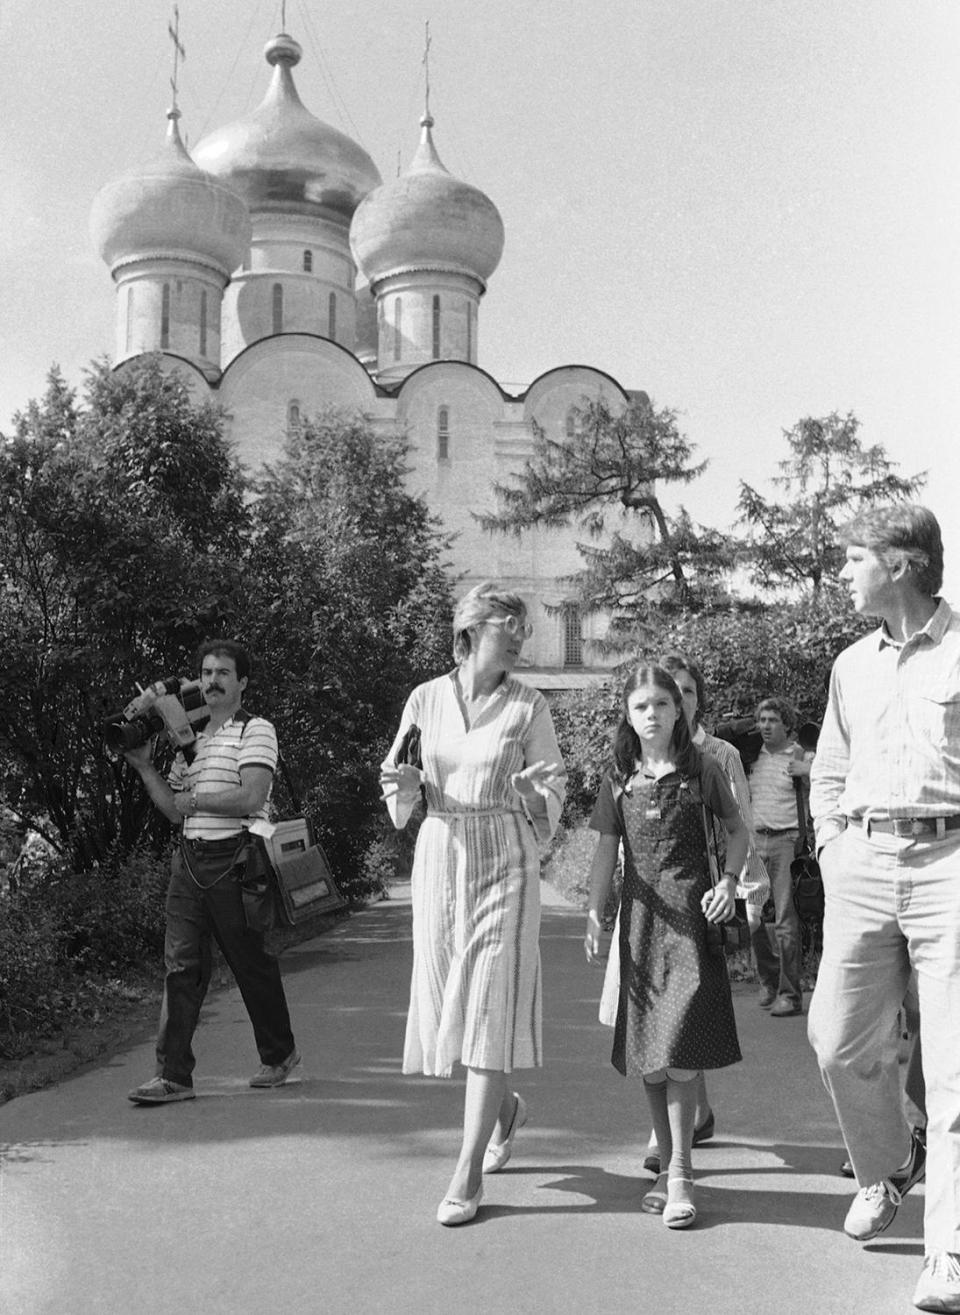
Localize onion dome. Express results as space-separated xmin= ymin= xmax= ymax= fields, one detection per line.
xmin=350 ymin=113 xmax=504 ymax=289
xmin=192 ymin=33 xmax=381 ymax=221
xmin=90 ymin=109 xmax=250 ymax=276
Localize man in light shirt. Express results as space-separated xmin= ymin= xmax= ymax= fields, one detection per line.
xmin=748 ymin=696 xmax=807 ymax=1017
xmin=808 ymin=504 xmax=956 ymax=1314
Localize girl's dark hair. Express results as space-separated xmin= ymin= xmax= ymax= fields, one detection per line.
xmin=612 ymin=663 xmax=700 ymax=782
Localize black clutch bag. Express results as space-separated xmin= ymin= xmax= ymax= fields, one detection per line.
xmin=394 ymin=723 xmax=422 ymax=770
xmin=705 ymin=898 xmax=752 ymax=957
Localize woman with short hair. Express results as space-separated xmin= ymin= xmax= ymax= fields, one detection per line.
xmin=381 ymin=582 xmax=566 ymax=1226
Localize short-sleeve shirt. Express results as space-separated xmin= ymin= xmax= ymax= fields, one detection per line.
xmin=168 ymin=712 xmax=278 ymax=840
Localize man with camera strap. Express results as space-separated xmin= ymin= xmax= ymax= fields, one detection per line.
xmin=124 ymin=638 xmax=300 ymax=1105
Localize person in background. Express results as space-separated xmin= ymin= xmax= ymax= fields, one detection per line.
xmin=748 ymin=696 xmax=808 ymax=1018
xmin=125 ymin=639 xmax=299 ymax=1105
xmin=381 ymin=583 xmax=566 ymax=1227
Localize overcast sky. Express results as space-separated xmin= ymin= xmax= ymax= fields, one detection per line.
xmin=2 ymin=0 xmax=958 ymax=595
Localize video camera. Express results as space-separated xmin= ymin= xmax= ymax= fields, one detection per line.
xmin=103 ymin=677 xmax=209 ymax=760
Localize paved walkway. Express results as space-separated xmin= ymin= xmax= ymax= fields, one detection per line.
xmin=0 ymin=882 xmax=925 ymax=1314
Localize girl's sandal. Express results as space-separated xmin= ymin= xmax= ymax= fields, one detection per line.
xmin=640 ymin=1172 xmax=668 ymax=1215
xmin=663 ymin=1175 xmax=697 ymax=1229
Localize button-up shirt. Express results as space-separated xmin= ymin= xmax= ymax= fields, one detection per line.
xmin=749 ymin=742 xmax=802 ymax=830
xmin=809 ymin=598 xmax=960 ymax=845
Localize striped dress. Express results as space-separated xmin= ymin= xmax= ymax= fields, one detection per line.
xmin=386 ymin=671 xmax=566 ymax=1078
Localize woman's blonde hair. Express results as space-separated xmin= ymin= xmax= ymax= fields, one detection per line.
xmin=452 ymin=582 xmax=527 ymax=663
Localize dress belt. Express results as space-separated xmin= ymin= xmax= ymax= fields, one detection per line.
xmin=849 ymin=815 xmax=960 ymax=839
xmin=754 ymin=826 xmax=798 ymax=835
xmin=426 ymin=808 xmax=525 ymax=819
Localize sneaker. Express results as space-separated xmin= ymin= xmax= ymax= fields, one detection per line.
xmin=769 ymin=994 xmax=803 ymax=1017
xmin=249 ymin=1049 xmax=301 ymax=1088
xmin=914 ymin=1253 xmax=960 ymax=1313
xmin=128 ymin=1076 xmax=195 ymax=1105
xmin=843 ymin=1127 xmax=926 ymax=1241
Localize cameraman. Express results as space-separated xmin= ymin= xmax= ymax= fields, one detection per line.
xmin=125 ymin=639 xmax=299 ymax=1105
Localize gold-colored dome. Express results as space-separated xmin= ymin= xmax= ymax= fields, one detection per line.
xmin=192 ymin=34 xmax=381 ymax=223
xmin=350 ymin=115 xmax=504 ymax=289
xmin=90 ymin=111 xmax=251 ymax=276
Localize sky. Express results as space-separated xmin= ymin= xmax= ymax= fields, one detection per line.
xmin=2 ymin=0 xmax=958 ymax=595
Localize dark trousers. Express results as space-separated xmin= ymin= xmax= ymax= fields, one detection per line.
xmin=156 ymin=842 xmax=295 ymax=1086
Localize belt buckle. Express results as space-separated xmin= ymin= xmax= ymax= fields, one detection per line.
xmin=893 ymin=819 xmax=926 ymax=837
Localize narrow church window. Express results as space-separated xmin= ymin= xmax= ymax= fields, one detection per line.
xmin=565 ymin=407 xmax=577 ymax=438
xmin=287 ymin=400 xmax=301 ymax=437
xmin=432 ymin=295 xmax=441 ymax=359
xmin=437 ymin=406 xmax=450 ymax=460
xmin=199 ymin=290 xmax=208 ymax=357
xmin=160 ymin=283 xmax=170 ymax=349
xmin=303 ymin=249 xmax=313 ymax=273
xmin=393 ymin=298 xmax=402 ymax=361
xmin=563 ymin=606 xmax=584 ymax=668
xmin=328 ymin=292 xmax=337 ymax=340
xmin=272 ymin=283 xmax=283 ymax=334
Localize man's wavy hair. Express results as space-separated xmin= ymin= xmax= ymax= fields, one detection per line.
xmin=612 ymin=663 xmax=700 ymax=784
xmin=843 ymin=504 xmax=943 ymax=597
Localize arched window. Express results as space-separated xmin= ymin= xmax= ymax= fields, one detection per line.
xmin=328 ymin=292 xmax=337 ymax=340
xmin=160 ymin=283 xmax=170 ymax=349
xmin=199 ymin=290 xmax=208 ymax=357
xmin=565 ymin=407 xmax=577 ymax=438
xmin=437 ymin=406 xmax=450 ymax=461
xmin=432 ymin=294 xmax=441 ymax=359
xmin=393 ymin=297 xmax=402 ymax=361
xmin=287 ymin=399 xmax=301 ymax=437
xmin=272 ymin=283 xmax=283 ymax=335
xmin=563 ymin=606 xmax=584 ymax=668
xmin=303 ymin=249 xmax=313 ymax=273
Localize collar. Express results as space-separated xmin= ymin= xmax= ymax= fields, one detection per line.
xmin=692 ymin=725 xmax=706 ymax=746
xmin=876 ymin=597 xmax=950 ymax=652
xmin=759 ymin=740 xmax=796 ymax=758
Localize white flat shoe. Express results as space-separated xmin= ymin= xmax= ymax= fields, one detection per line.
xmin=483 ymin=1093 xmax=528 ymax=1174
xmin=436 ymin=1185 xmax=483 ymax=1226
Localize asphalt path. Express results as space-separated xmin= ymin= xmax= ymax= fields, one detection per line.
xmin=0 ymin=882 xmax=924 ymax=1314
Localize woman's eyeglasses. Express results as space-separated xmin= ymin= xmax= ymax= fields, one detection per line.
xmin=486 ymin=615 xmax=533 ymax=640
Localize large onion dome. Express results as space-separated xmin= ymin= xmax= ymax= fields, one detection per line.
xmin=90 ymin=109 xmax=251 ymax=277
xmin=350 ymin=113 xmax=504 ymax=289
xmin=192 ymin=33 xmax=381 ymax=221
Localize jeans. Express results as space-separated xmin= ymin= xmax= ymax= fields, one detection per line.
xmin=750 ymin=830 xmax=803 ymax=1002
xmin=808 ymin=825 xmax=960 ymax=1252
xmin=155 ymin=842 xmax=295 ymax=1086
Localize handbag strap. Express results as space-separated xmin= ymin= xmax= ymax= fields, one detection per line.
xmin=701 ymin=804 xmax=722 ymax=889
xmin=235 ymin=707 xmax=304 ymax=814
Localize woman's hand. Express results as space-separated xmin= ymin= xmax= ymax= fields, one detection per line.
xmin=379 ymin=763 xmax=423 ymax=800
xmin=584 ymin=909 xmax=604 ymax=964
xmin=701 ymin=875 xmax=737 ymax=924
xmin=511 ymin=760 xmax=560 ymax=803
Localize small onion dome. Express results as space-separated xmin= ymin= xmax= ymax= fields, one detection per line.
xmin=90 ymin=109 xmax=251 ymax=277
xmin=192 ymin=33 xmax=381 ymax=221
xmin=350 ymin=114 xmax=504 ymax=289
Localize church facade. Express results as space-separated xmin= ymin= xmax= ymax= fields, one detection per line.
xmin=90 ymin=30 xmax=644 ymax=676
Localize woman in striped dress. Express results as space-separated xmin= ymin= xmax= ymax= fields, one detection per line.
xmin=381 ymin=583 xmax=566 ymax=1226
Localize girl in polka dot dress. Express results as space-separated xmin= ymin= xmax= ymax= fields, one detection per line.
xmin=584 ymin=663 xmax=748 ymax=1228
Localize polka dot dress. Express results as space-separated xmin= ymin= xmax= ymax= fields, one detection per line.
xmin=600 ymin=764 xmax=742 ymax=1077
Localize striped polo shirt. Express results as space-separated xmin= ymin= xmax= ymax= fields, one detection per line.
xmin=169 ymin=712 xmax=278 ymax=840
xmin=749 ymin=742 xmax=801 ymax=830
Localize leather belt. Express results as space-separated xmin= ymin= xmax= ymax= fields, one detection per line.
xmin=849 ymin=815 xmax=960 ymax=838
xmin=182 ymin=833 xmax=247 ymax=854
xmin=754 ymin=826 xmax=798 ymax=835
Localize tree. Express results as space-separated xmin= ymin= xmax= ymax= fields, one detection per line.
xmin=737 ymin=411 xmax=926 ymax=598
xmin=0 ymin=358 xmax=250 ymax=865
xmin=240 ymin=411 xmax=455 ymax=883
xmin=479 ymin=396 xmax=731 ymax=636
